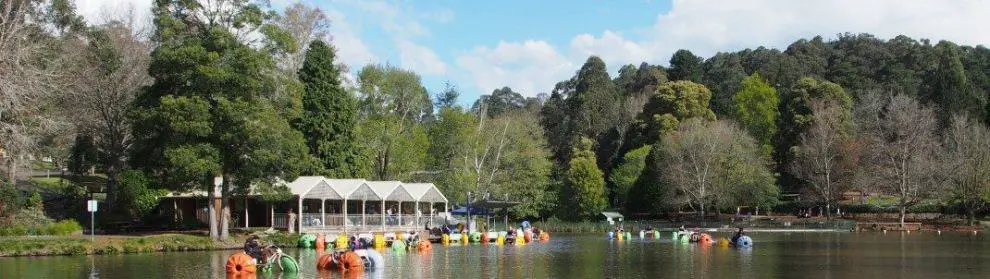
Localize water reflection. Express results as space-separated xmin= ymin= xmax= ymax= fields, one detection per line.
xmin=3 ymin=233 xmax=990 ymax=278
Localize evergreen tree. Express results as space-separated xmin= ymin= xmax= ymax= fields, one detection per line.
xmin=295 ymin=40 xmax=365 ymax=178
xmin=732 ymin=73 xmax=780 ymax=153
xmin=130 ymin=0 xmax=310 ymax=240
xmin=669 ymin=49 xmax=703 ymax=82
xmin=565 ymin=137 xmax=606 ymax=219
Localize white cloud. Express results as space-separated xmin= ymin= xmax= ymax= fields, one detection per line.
xmin=458 ymin=0 xmax=990 ymax=97
xmin=571 ymin=31 xmax=652 ymax=67
xmin=396 ymin=39 xmax=447 ymax=75
xmin=456 ymin=40 xmax=574 ymax=96
xmin=76 ymin=0 xmax=153 ymax=28
xmin=325 ymin=9 xmax=378 ymax=69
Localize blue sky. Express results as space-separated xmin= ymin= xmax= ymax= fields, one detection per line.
xmin=79 ymin=0 xmax=990 ymax=106
xmin=313 ymin=0 xmax=674 ymax=105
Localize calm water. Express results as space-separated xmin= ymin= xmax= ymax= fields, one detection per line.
xmin=2 ymin=232 xmax=990 ymax=278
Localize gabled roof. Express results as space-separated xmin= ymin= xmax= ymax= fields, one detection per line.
xmin=401 ymin=183 xmax=449 ymax=203
xmin=355 ymin=181 xmax=400 ymax=201
xmin=385 ymin=183 xmax=414 ymax=201
xmin=284 ymin=176 xmax=326 ymax=196
xmin=602 ymin=212 xmax=624 ymax=219
xmin=325 ymin=179 xmax=367 ymax=198
xmin=303 ymin=180 xmax=341 ymax=200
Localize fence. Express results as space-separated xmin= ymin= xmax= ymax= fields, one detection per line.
xmin=272 ymin=213 xmax=448 ymax=231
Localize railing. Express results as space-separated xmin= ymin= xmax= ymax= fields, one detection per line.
xmin=271 ymin=213 xmax=448 ymax=231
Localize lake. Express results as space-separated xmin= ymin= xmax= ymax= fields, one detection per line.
xmin=2 ymin=232 xmax=989 ymax=278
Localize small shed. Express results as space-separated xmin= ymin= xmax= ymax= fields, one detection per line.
xmin=601 ymin=212 xmax=624 ymax=225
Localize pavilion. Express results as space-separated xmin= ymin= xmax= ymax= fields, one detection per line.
xmin=158 ymin=176 xmax=451 ymax=233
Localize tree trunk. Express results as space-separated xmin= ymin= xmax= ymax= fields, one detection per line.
xmin=105 ymin=158 xmax=122 ymax=213
xmin=899 ymin=204 xmax=906 ymax=228
xmin=221 ymin=199 xmax=230 ymax=240
xmin=207 ymin=177 xmax=218 ymax=240
xmin=220 ymin=177 xmax=231 ymax=241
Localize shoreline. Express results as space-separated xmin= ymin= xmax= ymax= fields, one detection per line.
xmin=0 ymin=234 xmax=246 ymax=257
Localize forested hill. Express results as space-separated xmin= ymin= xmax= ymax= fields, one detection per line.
xmin=522 ymin=33 xmax=989 ymax=218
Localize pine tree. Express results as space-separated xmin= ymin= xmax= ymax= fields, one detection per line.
xmin=295 ymin=40 xmax=365 ymax=178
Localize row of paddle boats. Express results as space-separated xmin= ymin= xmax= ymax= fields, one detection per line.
xmin=609 ymin=230 xmax=753 ymax=248
xmin=226 ymin=230 xmax=551 ymax=277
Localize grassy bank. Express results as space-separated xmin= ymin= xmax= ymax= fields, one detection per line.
xmin=0 ymin=234 xmax=240 ymax=257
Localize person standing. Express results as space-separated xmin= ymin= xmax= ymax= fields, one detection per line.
xmin=288 ymin=208 xmax=296 ymax=234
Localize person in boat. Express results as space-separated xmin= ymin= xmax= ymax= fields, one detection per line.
xmin=689 ymin=228 xmax=701 ymax=242
xmin=244 ymin=235 xmax=264 ymax=263
xmin=532 ymin=226 xmax=541 ymax=236
xmin=731 ymin=227 xmax=745 ymax=245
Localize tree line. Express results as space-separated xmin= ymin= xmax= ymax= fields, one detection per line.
xmin=3 ymin=1 xmax=989 ymax=237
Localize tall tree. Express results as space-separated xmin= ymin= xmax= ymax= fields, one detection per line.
xmin=774 ymin=77 xmax=850 ymax=192
xmin=702 ymin=52 xmax=747 ymax=116
xmin=473 ymin=86 xmax=526 ymax=118
xmin=944 ymin=114 xmax=990 ymax=225
xmin=669 ymin=49 xmax=703 ymax=82
xmin=356 ymin=64 xmax=432 ymax=180
xmin=732 ymin=72 xmax=779 ymax=152
xmin=629 ymin=80 xmax=716 ymax=147
xmin=275 ymin=2 xmax=330 ymax=72
xmin=790 ymin=100 xmax=853 ymax=217
xmin=295 ymin=40 xmax=365 ymax=178
xmin=434 ymin=81 xmax=459 ymax=110
xmin=855 ymin=93 xmax=944 ymax=228
xmin=609 ymin=145 xmax=649 ymax=210
xmin=924 ymin=41 xmax=984 ymax=124
xmin=567 ymin=56 xmax=620 ymax=139
xmin=426 ymin=106 xmax=476 ymax=200
xmin=656 ymin=118 xmax=776 ymax=217
xmin=63 ymin=13 xmax=151 ymax=212
xmin=564 ymin=137 xmax=606 ymax=219
xmin=0 ymin=0 xmax=77 ymax=182
xmin=131 ymin=0 xmax=310 ymax=240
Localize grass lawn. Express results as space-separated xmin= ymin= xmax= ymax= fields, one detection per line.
xmin=0 ymin=233 xmax=246 ymax=257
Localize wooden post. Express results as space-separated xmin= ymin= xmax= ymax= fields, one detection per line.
xmin=320 ymin=199 xmax=326 ymax=228
xmin=362 ymin=200 xmax=366 ymax=227
xmin=243 ymin=197 xmax=249 ymax=228
xmin=381 ymin=199 xmax=385 ymax=233
xmin=343 ymin=198 xmax=348 ymax=234
xmin=297 ymin=197 xmax=303 ymax=233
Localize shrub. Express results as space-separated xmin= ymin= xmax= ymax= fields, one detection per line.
xmin=262 ymin=232 xmax=301 ymax=247
xmin=46 ymin=220 xmax=83 ymax=236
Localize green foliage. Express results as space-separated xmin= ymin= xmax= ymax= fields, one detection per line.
xmin=669 ymin=49 xmax=703 ymax=82
xmin=492 ymin=113 xmax=555 ymax=218
xmin=355 ymin=64 xmax=433 ymax=180
xmin=0 ymin=182 xmax=23 ymax=223
xmin=295 ymin=40 xmax=364 ymax=178
xmin=255 ymin=181 xmax=294 ymax=204
xmin=67 ymin=134 xmax=99 ymax=176
xmin=567 ymin=56 xmax=620 ymax=138
xmin=564 ymin=137 xmax=607 ymax=219
xmin=609 ymin=145 xmax=650 ymax=209
xmin=925 ymin=41 xmax=986 ymax=124
xmin=0 ymin=219 xmax=81 ymax=236
xmin=117 ymin=170 xmax=166 ymax=219
xmin=473 ymin=86 xmax=527 ymax=118
xmin=427 ymin=107 xmax=477 ymax=201
xmin=732 ymin=73 xmax=779 ymax=152
xmin=774 ymin=77 xmax=850 ymax=191
xmin=643 ymin=119 xmax=777 ymax=214
xmin=632 ymin=80 xmax=716 ymax=144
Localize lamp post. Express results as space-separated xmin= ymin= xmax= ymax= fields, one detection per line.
xmin=466 ymin=191 xmax=471 ymax=233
